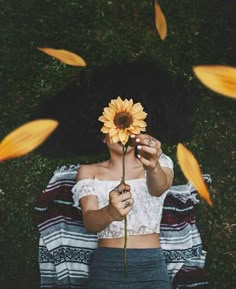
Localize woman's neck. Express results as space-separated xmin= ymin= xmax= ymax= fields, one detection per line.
xmin=107 ymin=150 xmax=141 ymax=170
xmin=96 ymin=149 xmax=144 ymax=180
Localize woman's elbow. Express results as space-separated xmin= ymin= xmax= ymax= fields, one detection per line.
xmin=83 ymin=220 xmax=97 ymax=233
xmin=82 ymin=212 xmax=99 ymax=233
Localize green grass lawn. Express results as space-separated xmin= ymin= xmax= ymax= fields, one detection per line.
xmin=0 ymin=1 xmax=235 ymax=288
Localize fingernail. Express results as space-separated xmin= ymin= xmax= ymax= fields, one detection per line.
xmin=136 ymin=138 xmax=140 ymax=143
xmin=137 ymin=154 xmax=141 ymax=159
xmin=137 ymin=145 xmax=142 ymax=150
xmin=130 ymin=134 xmax=135 ymax=138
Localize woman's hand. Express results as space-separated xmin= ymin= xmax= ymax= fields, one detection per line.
xmin=107 ymin=182 xmax=134 ymax=221
xmin=131 ymin=134 xmax=162 ymax=172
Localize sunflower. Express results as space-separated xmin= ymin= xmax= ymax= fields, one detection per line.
xmin=98 ymin=96 xmax=147 ymax=145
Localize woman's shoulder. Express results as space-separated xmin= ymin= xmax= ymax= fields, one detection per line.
xmin=76 ymin=162 xmax=106 ymax=181
xmin=76 ymin=164 xmax=95 ymax=180
xmin=159 ymin=153 xmax=174 ymax=170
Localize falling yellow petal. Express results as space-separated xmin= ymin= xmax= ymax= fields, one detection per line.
xmin=154 ymin=0 xmax=167 ymax=41
xmin=0 ymin=119 xmax=58 ymax=161
xmin=193 ymin=65 xmax=236 ymax=99
xmin=38 ymin=48 xmax=87 ymax=67
xmin=177 ymin=143 xmax=213 ymax=206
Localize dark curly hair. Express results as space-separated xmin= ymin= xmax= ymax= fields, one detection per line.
xmin=32 ymin=61 xmax=197 ymax=157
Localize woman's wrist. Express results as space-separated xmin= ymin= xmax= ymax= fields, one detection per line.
xmin=145 ymin=161 xmax=170 ymax=196
xmin=105 ymin=205 xmax=116 ymax=223
xmin=146 ymin=160 xmax=161 ymax=175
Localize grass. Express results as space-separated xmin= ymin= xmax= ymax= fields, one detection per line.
xmin=0 ymin=0 xmax=235 ymax=288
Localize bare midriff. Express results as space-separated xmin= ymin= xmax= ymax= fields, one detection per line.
xmin=98 ymin=233 xmax=160 ymax=248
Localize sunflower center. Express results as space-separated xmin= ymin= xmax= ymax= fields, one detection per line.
xmin=114 ymin=112 xmax=133 ymax=129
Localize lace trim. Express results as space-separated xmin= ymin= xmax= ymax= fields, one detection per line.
xmin=98 ymin=226 xmax=159 ymax=239
xmin=72 ymin=180 xmax=97 ymax=207
xmin=54 ymin=164 xmax=80 ymax=174
xmin=49 ymin=164 xmax=80 ymax=184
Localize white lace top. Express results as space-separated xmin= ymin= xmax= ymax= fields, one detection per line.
xmin=72 ymin=153 xmax=173 ymax=239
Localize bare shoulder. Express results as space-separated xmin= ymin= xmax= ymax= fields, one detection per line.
xmin=76 ymin=164 xmax=95 ymax=181
xmin=76 ymin=162 xmax=105 ymax=181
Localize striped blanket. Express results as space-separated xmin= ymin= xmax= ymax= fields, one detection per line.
xmin=34 ymin=165 xmax=210 ymax=289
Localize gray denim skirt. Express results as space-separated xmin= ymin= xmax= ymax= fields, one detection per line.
xmin=87 ymin=247 xmax=171 ymax=289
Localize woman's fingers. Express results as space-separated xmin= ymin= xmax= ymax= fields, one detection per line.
xmin=137 ymin=137 xmax=161 ymax=150
xmin=120 ymin=196 xmax=134 ymax=208
xmin=115 ymin=198 xmax=134 ymax=217
xmin=109 ymin=185 xmax=134 ymax=219
xmin=132 ymin=134 xmax=161 ymax=152
xmin=132 ymin=134 xmax=162 ymax=168
xmin=137 ymin=154 xmax=151 ymax=167
xmin=112 ymin=183 xmax=130 ymax=194
xmin=131 ymin=134 xmax=163 ymax=171
xmin=109 ymin=191 xmax=130 ymax=201
xmin=123 ymin=198 xmax=134 ymax=208
xmin=137 ymin=144 xmax=157 ymax=155
xmin=120 ymin=201 xmax=134 ymax=213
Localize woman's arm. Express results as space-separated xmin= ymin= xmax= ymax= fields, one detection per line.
xmin=80 ymin=187 xmax=134 ymax=233
xmin=146 ymin=164 xmax=173 ymax=197
xmin=77 ymin=167 xmax=134 ymax=233
xmin=131 ymin=134 xmax=174 ymax=197
xmin=80 ymin=195 xmax=114 ymax=233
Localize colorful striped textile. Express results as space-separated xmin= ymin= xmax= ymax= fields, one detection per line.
xmin=34 ymin=165 xmax=210 ymax=289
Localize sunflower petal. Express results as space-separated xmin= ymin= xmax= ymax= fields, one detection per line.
xmin=110 ymin=99 xmax=117 ymax=107
xmin=193 ymin=65 xmax=236 ymax=99
xmin=123 ymin=99 xmax=130 ymax=111
xmin=103 ymin=121 xmax=114 ymax=128
xmin=127 ymin=99 xmax=134 ymax=110
xmin=101 ymin=126 xmax=110 ymax=133
xmin=119 ymin=130 xmax=128 ymax=145
xmin=123 ymin=133 xmax=129 ymax=145
xmin=98 ymin=115 xmax=107 ymax=122
xmin=110 ymin=133 xmax=120 ymax=144
xmin=38 ymin=48 xmax=87 ymax=67
xmin=0 ymin=120 xmax=58 ymax=161
xmin=103 ymin=107 xmax=115 ymax=120
xmin=109 ymin=128 xmax=119 ymax=136
xmin=132 ymin=119 xmax=147 ymax=128
xmin=177 ymin=143 xmax=213 ymax=206
xmin=133 ymin=111 xmax=148 ymax=120
xmin=154 ymin=0 xmax=167 ymax=41
xmin=131 ymin=103 xmax=143 ymax=114
xmin=129 ymin=127 xmax=142 ymax=134
xmin=116 ymin=97 xmax=124 ymax=110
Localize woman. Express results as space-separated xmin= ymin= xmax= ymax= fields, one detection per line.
xmin=72 ymin=96 xmax=174 ymax=288
xmin=72 ymin=130 xmax=174 ymax=289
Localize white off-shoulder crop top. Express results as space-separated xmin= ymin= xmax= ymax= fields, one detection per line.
xmin=72 ymin=153 xmax=173 ymax=239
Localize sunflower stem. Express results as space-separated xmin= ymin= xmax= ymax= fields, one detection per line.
xmin=124 ymin=216 xmax=128 ymax=276
xmin=122 ymin=145 xmax=128 ymax=277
